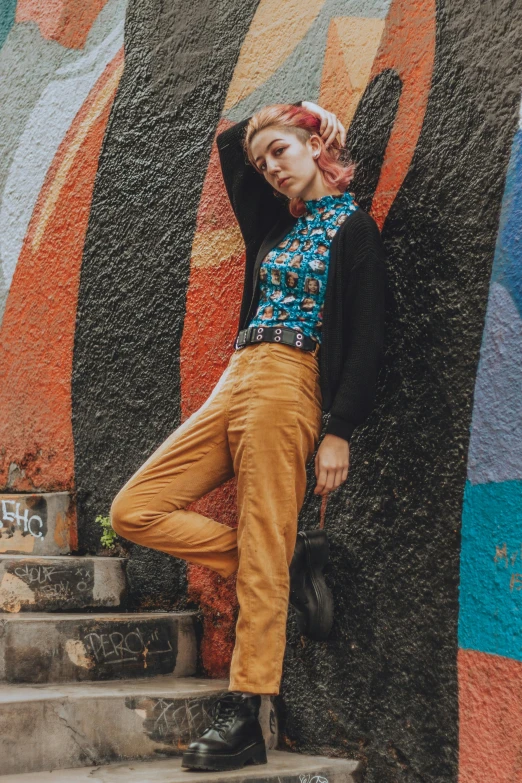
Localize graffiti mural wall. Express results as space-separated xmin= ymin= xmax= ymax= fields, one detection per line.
xmin=1 ymin=0 xmax=522 ymax=780
xmin=0 ymin=0 xmax=126 ymax=489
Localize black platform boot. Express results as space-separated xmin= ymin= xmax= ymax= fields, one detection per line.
xmin=181 ymin=690 xmax=267 ymax=771
xmin=289 ymin=529 xmax=334 ymax=640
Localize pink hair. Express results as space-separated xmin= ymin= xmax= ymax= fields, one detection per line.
xmin=243 ymin=103 xmax=355 ymax=218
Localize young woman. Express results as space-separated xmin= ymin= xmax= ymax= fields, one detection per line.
xmin=110 ymin=100 xmax=386 ymax=772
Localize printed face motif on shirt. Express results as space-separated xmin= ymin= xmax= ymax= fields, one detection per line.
xmin=288 ymin=254 xmax=303 ymax=269
xmin=308 ymin=258 xmax=326 ymax=273
xmin=248 ymin=190 xmax=358 ymax=342
xmin=304 ymin=277 xmax=320 ymax=294
xmin=285 ymin=271 xmax=299 ymax=288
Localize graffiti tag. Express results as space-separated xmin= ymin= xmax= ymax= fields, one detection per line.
xmin=10 ymin=563 xmax=93 ymax=603
xmin=0 ymin=500 xmax=44 ymax=538
xmin=131 ymin=696 xmax=213 ymax=744
xmin=83 ymin=626 xmax=173 ymax=665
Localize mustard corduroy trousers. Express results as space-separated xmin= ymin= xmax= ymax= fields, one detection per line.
xmin=110 ymin=341 xmax=323 ymax=694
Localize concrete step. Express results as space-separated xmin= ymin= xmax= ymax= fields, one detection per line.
xmin=0 ymin=493 xmax=76 ymax=556
xmin=0 ymin=612 xmax=197 ymax=683
xmin=0 ymin=676 xmax=280 ymax=776
xmin=0 ymin=556 xmax=126 ymax=613
xmin=0 ymin=750 xmax=363 ymax=782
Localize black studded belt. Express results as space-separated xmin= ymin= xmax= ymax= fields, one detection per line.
xmin=235 ymin=325 xmax=320 ymax=355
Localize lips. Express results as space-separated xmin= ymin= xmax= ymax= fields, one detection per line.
xmin=278 ymin=177 xmax=290 ymax=187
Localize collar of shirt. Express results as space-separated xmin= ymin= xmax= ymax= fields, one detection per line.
xmin=303 ymin=190 xmax=356 ymax=215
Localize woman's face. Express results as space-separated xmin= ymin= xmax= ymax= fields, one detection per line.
xmin=250 ymin=127 xmax=321 ymax=199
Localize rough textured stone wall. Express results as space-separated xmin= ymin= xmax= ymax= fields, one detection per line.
xmin=2 ymin=1 xmax=522 ymax=781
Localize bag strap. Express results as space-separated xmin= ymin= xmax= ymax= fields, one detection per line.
xmin=319 ymin=494 xmax=328 ymax=529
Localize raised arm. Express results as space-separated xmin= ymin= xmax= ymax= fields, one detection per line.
xmin=216 ymin=116 xmax=288 ymax=252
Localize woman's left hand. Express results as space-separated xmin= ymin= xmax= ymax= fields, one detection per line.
xmin=301 ymin=101 xmax=347 ymax=149
xmin=314 ymin=434 xmax=350 ymax=496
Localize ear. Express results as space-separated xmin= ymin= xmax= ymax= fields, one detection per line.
xmin=308 ymin=133 xmax=322 ymax=160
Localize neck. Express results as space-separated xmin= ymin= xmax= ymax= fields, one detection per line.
xmin=298 ymin=171 xmax=343 ymax=202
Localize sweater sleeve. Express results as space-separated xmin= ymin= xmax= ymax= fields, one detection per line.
xmin=324 ymin=213 xmax=386 ymax=443
xmin=216 ymin=116 xmax=288 ymax=251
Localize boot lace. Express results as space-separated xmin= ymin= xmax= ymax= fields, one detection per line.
xmin=208 ymin=694 xmax=240 ymax=737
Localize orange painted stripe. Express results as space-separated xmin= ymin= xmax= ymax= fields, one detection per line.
xmin=16 ymin=0 xmax=110 ymax=50
xmin=369 ymin=0 xmax=436 ymax=229
xmin=458 ymin=648 xmax=522 ymax=782
xmin=180 ymin=252 xmax=245 ymax=420
xmin=0 ymin=48 xmax=124 ymax=491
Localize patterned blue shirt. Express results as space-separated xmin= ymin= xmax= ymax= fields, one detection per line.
xmin=247 ymin=190 xmax=359 ymax=343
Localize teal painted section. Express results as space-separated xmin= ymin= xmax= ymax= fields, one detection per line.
xmin=459 ymin=479 xmax=522 ymax=661
xmin=0 ymin=0 xmax=16 ymax=50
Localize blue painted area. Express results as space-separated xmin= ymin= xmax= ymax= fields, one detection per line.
xmin=467 ymin=124 xmax=522 ymax=485
xmin=459 ymin=112 xmax=522 ymax=660
xmin=458 ymin=480 xmax=522 ymax=661
xmin=0 ymin=0 xmax=16 ymax=51
xmin=467 ymin=284 xmax=522 ymax=485
xmin=491 ymin=129 xmax=522 ymax=317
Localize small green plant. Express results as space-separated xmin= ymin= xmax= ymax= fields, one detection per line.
xmin=95 ymin=514 xmax=118 ymax=550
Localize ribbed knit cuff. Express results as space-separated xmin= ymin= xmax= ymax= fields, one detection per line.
xmin=325 ymin=414 xmax=355 ymax=443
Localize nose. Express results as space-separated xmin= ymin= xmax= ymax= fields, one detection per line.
xmin=266 ymin=158 xmax=280 ymax=177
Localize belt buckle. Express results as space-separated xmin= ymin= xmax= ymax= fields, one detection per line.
xmin=235 ymin=329 xmax=247 ymax=349
xmin=311 ymin=340 xmax=320 ymax=357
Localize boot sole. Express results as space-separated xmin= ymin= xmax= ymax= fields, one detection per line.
xmin=181 ymin=740 xmax=267 ymax=771
xmin=294 ymin=531 xmax=334 ymax=640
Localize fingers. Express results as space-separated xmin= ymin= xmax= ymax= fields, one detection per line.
xmin=317 ymin=112 xmax=345 ymax=149
xmin=325 ymin=117 xmax=339 ymax=148
xmin=304 ymin=102 xmax=346 ymax=149
xmin=314 ymin=435 xmax=350 ymax=496
xmin=314 ymin=466 xmax=340 ymax=496
xmin=314 ymin=469 xmax=337 ymax=495
xmin=338 ymin=120 xmax=347 ymax=148
xmin=321 ymin=112 xmax=336 ymax=147
xmin=314 ymin=461 xmax=350 ymax=495
xmin=314 ymin=457 xmax=328 ymax=495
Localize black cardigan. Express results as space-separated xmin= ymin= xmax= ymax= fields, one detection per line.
xmin=216 ymin=114 xmax=386 ymax=444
